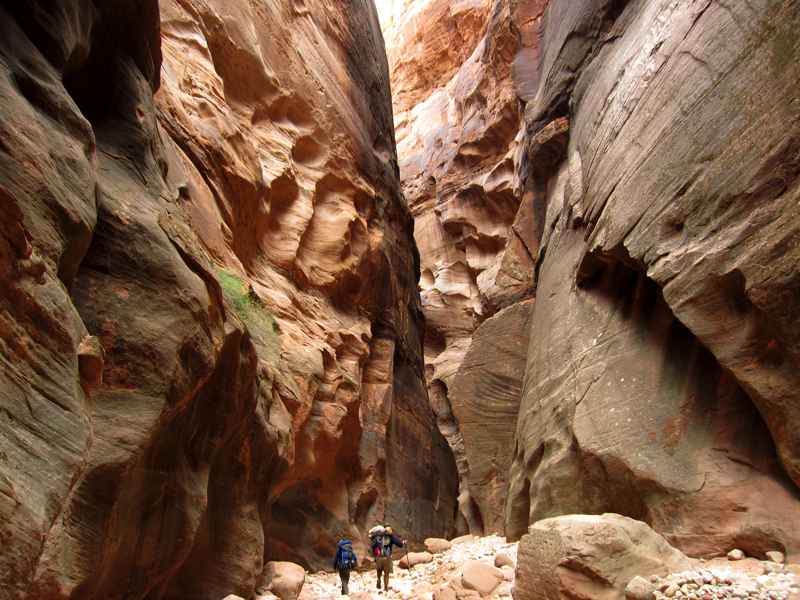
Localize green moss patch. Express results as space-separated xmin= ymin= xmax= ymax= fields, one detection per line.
xmin=216 ymin=269 xmax=280 ymax=360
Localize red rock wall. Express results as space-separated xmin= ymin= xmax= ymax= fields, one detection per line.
xmin=377 ymin=0 xmax=548 ymax=535
xmin=0 ymin=1 xmax=456 ymax=598
xmin=507 ymin=0 xmax=800 ymax=560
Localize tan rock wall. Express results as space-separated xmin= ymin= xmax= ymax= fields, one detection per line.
xmin=507 ymin=0 xmax=800 ymax=560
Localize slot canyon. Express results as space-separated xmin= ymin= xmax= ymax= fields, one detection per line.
xmin=0 ymin=1 xmax=799 ymax=600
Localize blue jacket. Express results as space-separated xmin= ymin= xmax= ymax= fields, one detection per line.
xmin=334 ymin=540 xmax=358 ymax=570
xmin=372 ymin=533 xmax=404 ymax=558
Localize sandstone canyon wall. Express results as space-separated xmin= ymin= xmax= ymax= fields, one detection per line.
xmin=380 ymin=0 xmax=800 ymax=561
xmin=0 ymin=2 xmax=456 ymax=599
xmin=506 ymin=0 xmax=800 ymax=561
xmin=377 ymin=0 xmax=548 ymax=536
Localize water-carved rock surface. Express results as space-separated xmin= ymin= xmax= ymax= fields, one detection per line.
xmin=157 ymin=0 xmax=458 ymax=570
xmin=507 ymin=0 xmax=800 ymax=559
xmin=377 ymin=0 xmax=548 ymax=535
xmin=449 ymin=299 xmax=534 ymax=535
xmin=4 ymin=0 xmax=800 ymax=596
xmin=0 ymin=1 xmax=456 ymax=598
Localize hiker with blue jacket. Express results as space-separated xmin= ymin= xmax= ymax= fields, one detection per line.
xmin=333 ymin=538 xmax=358 ymax=595
xmin=369 ymin=525 xmax=405 ymax=592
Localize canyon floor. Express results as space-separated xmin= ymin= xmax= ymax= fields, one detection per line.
xmin=284 ymin=534 xmax=800 ymax=600
xmin=304 ymin=535 xmax=516 ymax=600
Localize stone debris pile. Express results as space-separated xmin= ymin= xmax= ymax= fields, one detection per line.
xmin=641 ymin=563 xmax=798 ymax=600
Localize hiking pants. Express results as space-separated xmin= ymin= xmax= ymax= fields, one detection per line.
xmin=338 ymin=569 xmax=350 ymax=595
xmin=376 ymin=556 xmax=392 ymax=589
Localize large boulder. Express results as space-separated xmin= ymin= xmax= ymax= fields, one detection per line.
xmin=426 ymin=538 xmax=453 ymax=554
xmin=515 ymin=514 xmax=692 ymax=600
xmin=259 ymin=562 xmax=306 ymax=600
xmin=461 ymin=561 xmax=506 ymax=596
xmin=400 ymin=552 xmax=435 ymax=569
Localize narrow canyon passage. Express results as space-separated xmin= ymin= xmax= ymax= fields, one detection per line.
xmin=0 ymin=1 xmax=799 ymax=600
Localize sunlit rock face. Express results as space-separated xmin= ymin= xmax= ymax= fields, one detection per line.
xmin=0 ymin=1 xmax=456 ymax=598
xmin=507 ymin=0 xmax=800 ymax=560
xmin=376 ymin=0 xmax=548 ymax=535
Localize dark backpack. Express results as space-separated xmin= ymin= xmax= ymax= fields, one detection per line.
xmin=370 ymin=533 xmax=392 ymax=558
xmin=369 ymin=534 xmax=382 ymax=557
xmin=337 ymin=540 xmax=357 ymax=570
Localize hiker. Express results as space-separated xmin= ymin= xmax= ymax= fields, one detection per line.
xmin=368 ymin=525 xmax=405 ymax=592
xmin=333 ymin=538 xmax=358 ymax=595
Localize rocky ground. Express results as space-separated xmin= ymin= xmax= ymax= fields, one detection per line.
xmin=646 ymin=559 xmax=800 ymax=600
xmin=261 ymin=534 xmax=800 ymax=600
xmin=301 ymin=535 xmax=516 ymax=600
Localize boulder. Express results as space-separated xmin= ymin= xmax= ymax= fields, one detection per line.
xmin=766 ymin=551 xmax=786 ymax=564
xmin=461 ymin=561 xmax=505 ymax=596
xmin=625 ymin=576 xmax=656 ymax=600
xmin=452 ymin=535 xmax=477 ymax=546
xmin=514 ymin=514 xmax=692 ymax=600
xmin=426 ymin=538 xmax=453 ymax=554
xmin=494 ymin=553 xmax=515 ymax=569
xmin=260 ymin=562 xmax=306 ymax=600
xmin=434 ymin=585 xmax=457 ymax=600
xmin=400 ymin=552 xmax=435 ymax=569
xmin=728 ymin=550 xmax=746 ymax=561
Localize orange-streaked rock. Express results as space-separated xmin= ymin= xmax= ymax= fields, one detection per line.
xmin=0 ymin=1 xmax=456 ymax=598
xmin=377 ymin=0 xmax=549 ymax=534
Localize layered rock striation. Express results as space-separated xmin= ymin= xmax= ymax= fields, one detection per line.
xmin=0 ymin=1 xmax=455 ymax=598
xmin=506 ymin=0 xmax=800 ymax=560
xmin=380 ymin=0 xmax=800 ymax=559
